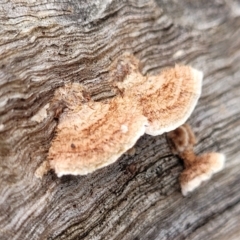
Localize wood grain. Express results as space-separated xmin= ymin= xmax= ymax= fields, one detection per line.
xmin=1 ymin=0 xmax=240 ymax=239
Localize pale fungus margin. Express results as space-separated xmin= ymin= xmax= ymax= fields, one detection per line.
xmin=35 ymin=54 xmax=224 ymax=195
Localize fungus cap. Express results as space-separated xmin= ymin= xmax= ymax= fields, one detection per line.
xmin=48 ymin=96 xmax=148 ymax=177
xmin=167 ymin=124 xmax=197 ymax=153
xmin=143 ymin=66 xmax=203 ymax=136
xmin=180 ymin=152 xmax=225 ymax=196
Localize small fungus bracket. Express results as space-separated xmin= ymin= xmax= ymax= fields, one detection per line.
xmin=167 ymin=124 xmax=225 ymax=196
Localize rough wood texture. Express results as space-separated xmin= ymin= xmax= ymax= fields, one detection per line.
xmin=1 ymin=0 xmax=240 ymax=239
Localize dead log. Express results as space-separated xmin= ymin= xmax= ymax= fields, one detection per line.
xmin=1 ymin=0 xmax=240 ymax=239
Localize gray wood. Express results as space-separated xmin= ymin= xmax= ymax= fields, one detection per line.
xmin=1 ymin=0 xmax=240 ymax=239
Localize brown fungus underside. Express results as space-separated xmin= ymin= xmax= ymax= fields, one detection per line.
xmin=35 ymin=55 xmax=217 ymax=195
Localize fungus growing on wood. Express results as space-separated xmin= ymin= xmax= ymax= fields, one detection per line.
xmin=48 ymin=96 xmax=148 ymax=176
xmin=36 ymin=55 xmax=203 ymax=180
xmin=140 ymin=65 xmax=203 ymax=135
xmin=167 ymin=124 xmax=225 ymax=196
xmin=113 ymin=55 xmax=203 ymax=135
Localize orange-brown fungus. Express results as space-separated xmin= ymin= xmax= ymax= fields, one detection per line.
xmin=36 ymin=54 xmax=203 ymax=178
xmin=167 ymin=124 xmax=225 ymax=196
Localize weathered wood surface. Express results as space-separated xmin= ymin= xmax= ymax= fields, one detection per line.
xmin=1 ymin=0 xmax=240 ymax=239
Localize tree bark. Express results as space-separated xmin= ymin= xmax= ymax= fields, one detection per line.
xmin=1 ymin=0 xmax=240 ymax=239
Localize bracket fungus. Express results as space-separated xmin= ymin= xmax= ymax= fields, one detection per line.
xmin=47 ymin=96 xmax=148 ymax=176
xmin=167 ymin=124 xmax=225 ymax=196
xmin=36 ymin=54 xmax=210 ymax=195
